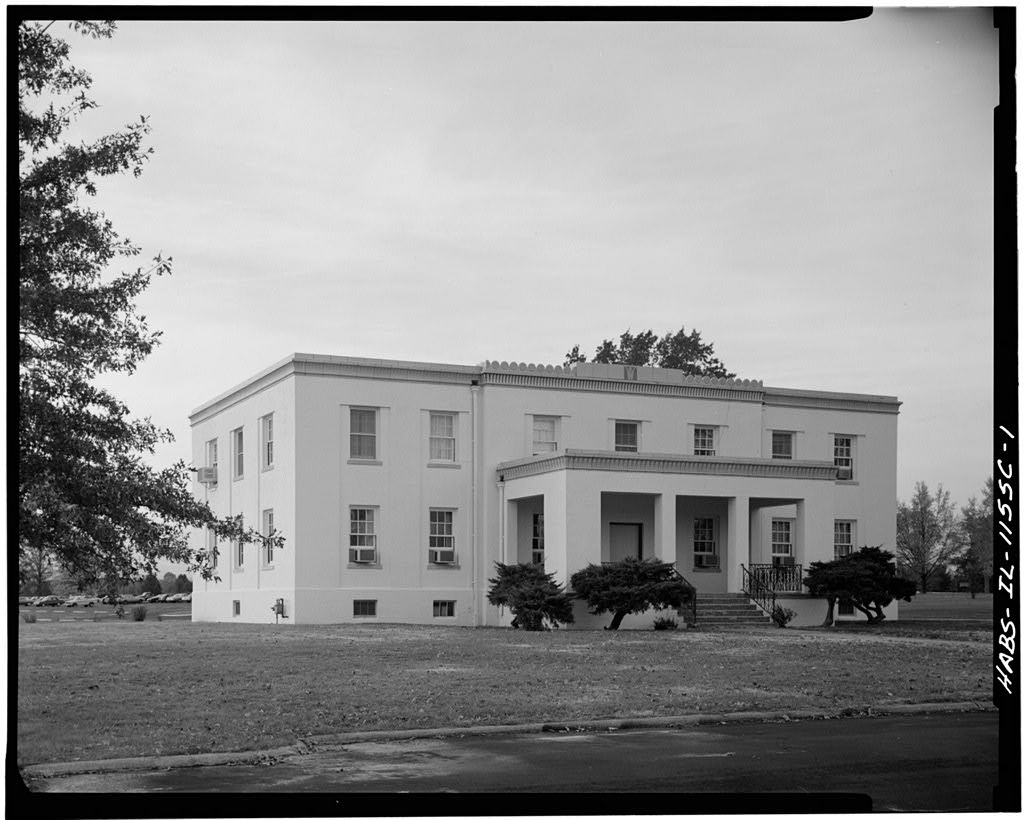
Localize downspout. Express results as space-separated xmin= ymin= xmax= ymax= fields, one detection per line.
xmin=470 ymin=380 xmax=480 ymax=626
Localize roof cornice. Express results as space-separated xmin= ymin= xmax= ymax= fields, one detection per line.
xmin=497 ymin=449 xmax=842 ymax=482
xmin=764 ymin=387 xmax=901 ymax=415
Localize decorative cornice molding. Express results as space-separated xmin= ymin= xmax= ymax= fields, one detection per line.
xmin=763 ymin=387 xmax=901 ymax=415
xmin=480 ymin=371 xmax=765 ymax=402
xmin=497 ymin=449 xmax=841 ymax=482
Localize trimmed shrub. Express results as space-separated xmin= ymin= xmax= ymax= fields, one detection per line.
xmin=22 ymin=612 xmax=37 ymax=623
xmin=130 ymin=605 xmax=148 ymax=622
xmin=487 ymin=562 xmax=575 ymax=631
xmin=653 ymin=616 xmax=678 ymax=631
xmin=771 ymin=605 xmax=797 ymax=628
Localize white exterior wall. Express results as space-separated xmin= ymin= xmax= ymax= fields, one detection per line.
xmin=189 ymin=355 xmax=899 ymax=627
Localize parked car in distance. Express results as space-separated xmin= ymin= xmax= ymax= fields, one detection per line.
xmin=165 ymin=593 xmax=184 ymax=603
xmin=147 ymin=593 xmax=169 ymax=603
xmin=18 ymin=596 xmax=33 ymax=606
xmin=34 ymin=595 xmax=62 ymax=606
xmin=66 ymin=596 xmax=101 ymax=607
xmin=181 ymin=593 xmax=192 ymax=603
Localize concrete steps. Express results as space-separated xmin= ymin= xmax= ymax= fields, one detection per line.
xmin=691 ymin=593 xmax=773 ymax=628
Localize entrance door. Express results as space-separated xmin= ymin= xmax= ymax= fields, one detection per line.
xmin=609 ymin=523 xmax=643 ymax=562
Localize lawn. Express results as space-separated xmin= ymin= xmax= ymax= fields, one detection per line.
xmin=16 ymin=618 xmax=992 ymax=767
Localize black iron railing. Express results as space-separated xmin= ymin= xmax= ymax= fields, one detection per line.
xmin=746 ymin=563 xmax=803 ymax=593
xmin=741 ymin=563 xmax=777 ymax=617
xmin=670 ymin=566 xmax=697 ymax=627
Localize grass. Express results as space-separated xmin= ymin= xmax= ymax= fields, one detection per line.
xmin=16 ymin=619 xmax=991 ymax=767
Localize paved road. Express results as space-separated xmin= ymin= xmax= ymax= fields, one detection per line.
xmin=24 ymin=713 xmax=999 ymax=810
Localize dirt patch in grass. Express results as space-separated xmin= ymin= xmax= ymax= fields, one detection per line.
xmin=16 ymin=620 xmax=991 ymax=766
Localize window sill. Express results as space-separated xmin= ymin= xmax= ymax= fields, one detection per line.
xmin=347 ymin=563 xmax=382 ymax=569
xmin=691 ymin=566 xmax=721 ymax=573
xmin=261 ymin=465 xmax=274 ymax=473
xmin=427 ymin=562 xmax=461 ymax=570
xmin=347 ymin=459 xmax=383 ymax=466
xmin=261 ymin=564 xmax=275 ymax=571
xmin=427 ymin=461 xmax=461 ymax=469
xmin=835 ymin=480 xmax=859 ymax=486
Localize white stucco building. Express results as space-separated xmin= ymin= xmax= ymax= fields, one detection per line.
xmin=190 ymin=354 xmax=900 ymax=627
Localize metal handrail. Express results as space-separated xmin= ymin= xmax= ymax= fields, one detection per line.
xmin=670 ymin=566 xmax=697 ymax=627
xmin=746 ymin=563 xmax=804 ymax=592
xmin=741 ymin=563 xmax=777 ymax=617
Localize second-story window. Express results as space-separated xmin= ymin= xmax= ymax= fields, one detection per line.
xmin=429 ymin=412 xmax=456 ymax=461
xmin=615 ymin=421 xmax=639 ymax=452
xmin=261 ymin=414 xmax=274 ymax=470
xmin=693 ymin=426 xmax=716 ymax=456
xmin=350 ymin=408 xmax=377 ymax=460
xmin=834 ymin=435 xmax=854 ymax=479
xmin=532 ymin=416 xmax=558 ymax=455
xmin=772 ymin=431 xmax=793 ymax=460
xmin=232 ymin=428 xmax=244 ymax=479
xmin=205 ymin=439 xmax=219 ymax=489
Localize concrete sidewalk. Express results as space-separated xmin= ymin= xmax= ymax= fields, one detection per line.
xmin=19 ymin=700 xmax=995 ymax=780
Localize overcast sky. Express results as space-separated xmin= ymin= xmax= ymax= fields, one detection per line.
xmin=63 ymin=10 xmax=998 ymax=510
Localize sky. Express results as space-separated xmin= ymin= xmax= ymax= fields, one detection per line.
xmin=54 ymin=9 xmax=999 ymax=510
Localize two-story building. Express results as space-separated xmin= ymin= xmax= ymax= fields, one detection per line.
xmin=189 ymin=354 xmax=900 ymax=627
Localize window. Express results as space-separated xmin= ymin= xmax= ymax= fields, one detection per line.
xmin=231 ymin=428 xmax=244 ymax=479
xmin=205 ymin=439 xmax=219 ymax=488
xmin=433 ymin=600 xmax=455 ymax=617
xmin=429 ymin=412 xmax=456 ymax=461
xmin=261 ymin=414 xmax=274 ymax=470
xmin=532 ymin=416 xmax=558 ymax=455
xmin=837 ymin=600 xmax=855 ymax=616
xmin=353 ymin=599 xmax=377 ymax=617
xmin=615 ymin=421 xmax=639 ymax=452
xmin=772 ymin=431 xmax=793 ymax=460
xmin=771 ymin=519 xmax=794 ymax=566
xmin=232 ymin=600 xmax=240 ymax=617
xmin=693 ymin=517 xmax=719 ymax=569
xmin=207 ymin=528 xmax=218 ymax=570
xmin=429 ymin=509 xmax=456 ymax=564
xmin=531 ymin=512 xmax=545 ymax=564
xmin=694 ymin=426 xmax=716 ymax=456
xmin=350 ymin=408 xmax=377 ymax=460
xmin=234 ymin=537 xmax=244 ymax=569
xmin=834 ymin=520 xmax=855 ymax=559
xmin=834 ymin=435 xmax=853 ymax=479
xmin=349 ymin=507 xmax=378 ymax=564
xmin=262 ymin=508 xmax=275 ymax=566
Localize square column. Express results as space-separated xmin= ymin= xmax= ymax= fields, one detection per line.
xmin=503 ymin=498 xmax=518 ymax=566
xmin=653 ymin=493 xmax=677 ymax=566
xmin=726 ymin=495 xmax=750 ymax=593
xmin=794 ymin=500 xmax=805 ymax=565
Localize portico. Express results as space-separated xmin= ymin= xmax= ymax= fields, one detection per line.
xmin=497 ymin=449 xmax=839 ymax=602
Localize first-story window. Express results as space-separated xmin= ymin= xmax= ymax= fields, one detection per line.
xmin=262 ymin=508 xmax=275 ymax=566
xmin=615 ymin=421 xmax=639 ymax=452
xmin=693 ymin=426 xmax=716 ymax=456
xmin=531 ymin=512 xmax=545 ymax=564
xmin=232 ymin=600 xmax=241 ymax=617
xmin=834 ymin=520 xmax=855 ymax=559
xmin=771 ymin=431 xmax=794 ymax=460
xmin=350 ymin=408 xmax=377 ymax=460
xmin=429 ymin=412 xmax=456 ymax=461
xmin=353 ymin=599 xmax=377 ymax=617
xmin=429 ymin=509 xmax=456 ymax=564
xmin=207 ymin=528 xmax=218 ymax=570
xmin=771 ymin=519 xmax=794 ymax=566
xmin=349 ymin=507 xmax=378 ymax=563
xmin=834 ymin=434 xmax=854 ymax=479
xmin=693 ymin=517 xmax=719 ymax=568
xmin=532 ymin=416 xmax=558 ymax=454
xmin=433 ymin=600 xmax=456 ymax=617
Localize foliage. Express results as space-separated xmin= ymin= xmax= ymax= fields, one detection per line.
xmin=652 ymin=616 xmax=678 ymax=631
xmin=570 ymin=557 xmax=693 ymax=630
xmin=18 ymin=20 xmax=278 ymax=590
xmin=176 ymin=573 xmax=193 ymax=593
xmin=22 ymin=612 xmax=38 ymax=624
xmin=564 ymin=326 xmax=734 ymax=378
xmin=130 ymin=605 xmax=147 ymax=622
xmin=804 ymin=546 xmax=917 ymax=626
xmin=771 ymin=606 xmax=797 ymax=628
xmin=487 ymin=562 xmax=575 ymax=630
xmin=896 ymin=482 xmax=962 ymax=593
xmin=954 ymin=478 xmax=994 ymax=597
xmin=140 ymin=573 xmax=162 ymax=595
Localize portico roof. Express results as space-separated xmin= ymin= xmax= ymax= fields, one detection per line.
xmin=496 ymin=449 xmax=842 ymax=482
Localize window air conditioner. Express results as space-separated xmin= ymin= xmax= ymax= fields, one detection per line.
xmin=197 ymin=467 xmax=218 ymax=484
xmin=352 ymin=548 xmax=376 ymax=564
xmin=836 ymin=467 xmax=853 ymax=480
xmin=431 ymin=548 xmax=456 ymax=565
xmin=695 ymin=553 xmax=719 ymax=569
